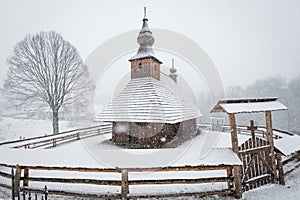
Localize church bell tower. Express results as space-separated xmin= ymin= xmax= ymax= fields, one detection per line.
xmin=128 ymin=7 xmax=162 ymax=80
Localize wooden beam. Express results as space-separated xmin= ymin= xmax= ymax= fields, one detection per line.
xmin=229 ymin=114 xmax=239 ymax=154
xmin=233 ymin=166 xmax=242 ymax=199
xmin=226 ymin=167 xmax=233 ymax=189
xmin=23 ymin=168 xmax=29 ymax=187
xmin=265 ymin=111 xmax=277 ymax=183
xmin=14 ymin=165 xmax=21 ymax=197
xmin=26 ymin=177 xmax=121 ymax=186
xmin=276 ymin=153 xmax=285 ymax=185
xmin=247 ymin=120 xmax=257 ymax=140
xmin=11 ymin=168 xmax=15 ymax=200
xmin=239 ymin=145 xmax=271 ymax=155
xmin=129 ymin=177 xmax=229 ymax=185
xmin=121 ymin=169 xmax=129 ymax=200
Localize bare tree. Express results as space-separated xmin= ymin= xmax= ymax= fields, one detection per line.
xmin=3 ymin=31 xmax=94 ymax=134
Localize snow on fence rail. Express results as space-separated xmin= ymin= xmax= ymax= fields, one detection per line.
xmin=0 ymin=123 xmax=112 ymax=149
xmin=198 ymin=123 xmax=295 ymax=139
xmin=282 ymin=151 xmax=300 ymax=176
xmin=0 ymin=163 xmax=241 ymax=199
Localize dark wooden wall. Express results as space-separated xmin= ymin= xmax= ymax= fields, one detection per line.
xmin=112 ymin=118 xmax=197 ymax=148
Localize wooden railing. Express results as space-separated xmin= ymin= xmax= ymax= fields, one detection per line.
xmin=282 ymin=151 xmax=300 ymax=176
xmin=198 ymin=123 xmax=295 ymax=139
xmin=0 ymin=163 xmax=241 ymax=199
xmin=0 ymin=123 xmax=112 ymax=149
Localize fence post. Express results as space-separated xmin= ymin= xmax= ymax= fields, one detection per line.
xmin=23 ymin=168 xmax=29 ymax=187
xmin=265 ymin=111 xmax=277 ymax=183
xmin=276 ymin=153 xmax=285 ymax=185
xmin=14 ymin=165 xmax=22 ymax=198
xmin=11 ymin=168 xmax=15 ymax=200
xmin=44 ymin=185 xmax=48 ymax=200
xmin=233 ymin=165 xmax=242 ymax=199
xmin=226 ymin=166 xmax=233 ymax=189
xmin=121 ymin=169 xmax=129 ymax=200
xmin=76 ymin=132 xmax=80 ymax=140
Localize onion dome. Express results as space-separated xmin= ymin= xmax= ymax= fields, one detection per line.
xmin=129 ymin=7 xmax=162 ymax=64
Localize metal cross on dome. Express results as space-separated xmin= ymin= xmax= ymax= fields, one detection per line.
xmin=144 ymin=6 xmax=147 ymax=19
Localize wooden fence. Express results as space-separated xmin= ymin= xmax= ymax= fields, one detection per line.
xmin=282 ymin=150 xmax=300 ymax=176
xmin=0 ymin=163 xmax=241 ymax=199
xmin=0 ymin=123 xmax=112 ymax=149
xmin=198 ymin=124 xmax=295 ymax=139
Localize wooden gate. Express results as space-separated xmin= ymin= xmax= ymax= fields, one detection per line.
xmin=239 ymin=137 xmax=274 ymax=191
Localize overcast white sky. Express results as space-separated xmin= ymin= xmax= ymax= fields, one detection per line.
xmin=0 ymin=0 xmax=299 ymax=88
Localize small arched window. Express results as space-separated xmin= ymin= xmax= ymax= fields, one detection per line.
xmin=138 ymin=63 xmax=142 ymax=70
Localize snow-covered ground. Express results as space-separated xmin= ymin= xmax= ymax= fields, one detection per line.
xmin=0 ymin=117 xmax=72 ymax=141
xmin=0 ymin=117 xmax=300 ymax=199
xmin=0 ymin=117 xmax=97 ymax=142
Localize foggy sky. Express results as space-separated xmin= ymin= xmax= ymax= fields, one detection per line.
xmin=0 ymin=0 xmax=299 ymax=88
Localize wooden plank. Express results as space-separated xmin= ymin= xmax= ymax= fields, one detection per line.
xmin=245 ymin=139 xmax=253 ymax=188
xmin=257 ymin=138 xmax=264 ymax=186
xmin=23 ymin=187 xmax=121 ymax=199
xmin=239 ymin=145 xmax=271 ymax=155
xmin=226 ymin=167 xmax=233 ymax=189
xmin=11 ymin=168 xmax=15 ymax=199
xmin=245 ymin=174 xmax=271 ymax=185
xmin=121 ymin=169 xmax=129 ymax=199
xmin=248 ymin=139 xmax=255 ymax=189
xmin=23 ymin=168 xmax=29 ymax=187
xmin=229 ymin=114 xmax=239 ymax=154
xmin=129 ymin=189 xmax=234 ymax=199
xmin=265 ymin=111 xmax=277 ymax=183
xmin=282 ymin=152 xmax=300 ymax=166
xmin=0 ymin=170 xmax=12 ymax=179
xmin=0 ymin=124 xmax=111 ymax=146
xmin=0 ymin=164 xmax=234 ymax=174
xmin=126 ymin=165 xmax=231 ymax=172
xmin=0 ymin=183 xmax=11 ymax=190
xmin=233 ymin=166 xmax=242 ymax=199
xmin=14 ymin=166 xmax=21 ymax=197
xmin=129 ymin=177 xmax=230 ymax=185
xmin=276 ymin=153 xmax=285 ymax=185
xmin=26 ymin=177 xmax=121 ymax=186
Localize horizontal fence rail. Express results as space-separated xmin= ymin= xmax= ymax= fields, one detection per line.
xmin=0 ymin=123 xmax=112 ymax=149
xmin=0 ymin=163 xmax=240 ymax=199
xmin=198 ymin=123 xmax=295 ymax=139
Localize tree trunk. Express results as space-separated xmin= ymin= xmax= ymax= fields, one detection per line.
xmin=52 ymin=108 xmax=59 ymax=134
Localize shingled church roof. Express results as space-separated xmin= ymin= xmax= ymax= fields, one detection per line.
xmin=97 ymin=73 xmax=201 ymax=123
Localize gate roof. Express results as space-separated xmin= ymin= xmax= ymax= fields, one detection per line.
xmin=210 ymin=97 xmax=287 ymax=114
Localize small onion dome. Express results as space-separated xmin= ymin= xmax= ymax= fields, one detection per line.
xmin=170 ymin=59 xmax=177 ymax=74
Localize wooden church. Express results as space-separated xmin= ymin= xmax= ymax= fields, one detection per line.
xmin=97 ymin=9 xmax=201 ymax=148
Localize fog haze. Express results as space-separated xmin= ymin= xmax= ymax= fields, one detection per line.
xmin=0 ymin=0 xmax=299 ymax=88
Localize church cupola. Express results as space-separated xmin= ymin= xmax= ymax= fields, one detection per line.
xmin=169 ymin=59 xmax=178 ymax=83
xmin=129 ymin=7 xmax=162 ymax=80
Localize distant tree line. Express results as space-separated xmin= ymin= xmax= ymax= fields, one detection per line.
xmin=225 ymin=76 xmax=300 ymax=133
xmin=197 ymin=75 xmax=300 ymax=133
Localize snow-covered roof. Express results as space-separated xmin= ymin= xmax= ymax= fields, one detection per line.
xmin=129 ymin=50 xmax=162 ymax=63
xmin=210 ymin=97 xmax=287 ymax=114
xmin=97 ymin=74 xmax=201 ymax=123
xmin=274 ymin=135 xmax=300 ymax=156
xmin=199 ymin=148 xmax=242 ymax=165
